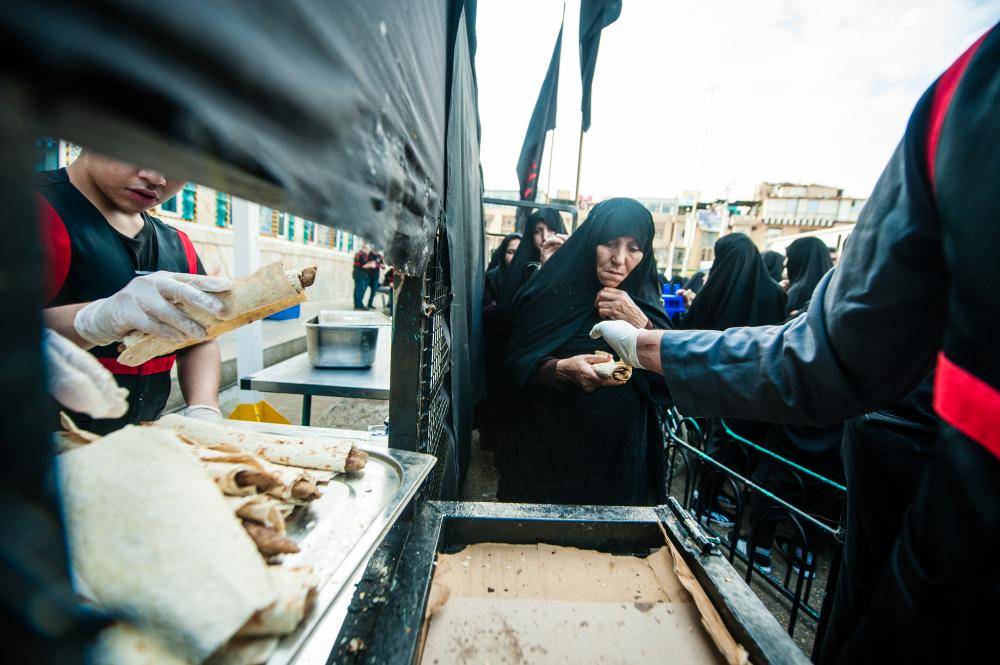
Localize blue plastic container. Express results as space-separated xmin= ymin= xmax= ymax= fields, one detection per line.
xmin=662 ymin=294 xmax=686 ymax=317
xmin=265 ymin=304 xmax=301 ymax=321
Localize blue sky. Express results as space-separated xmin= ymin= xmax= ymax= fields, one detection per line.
xmin=475 ymin=0 xmax=1000 ymax=200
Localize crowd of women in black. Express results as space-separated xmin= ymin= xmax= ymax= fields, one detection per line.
xmin=479 ymin=203 xmax=841 ymax=560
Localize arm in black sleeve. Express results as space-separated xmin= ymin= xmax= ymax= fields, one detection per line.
xmin=660 ymin=103 xmax=948 ymax=426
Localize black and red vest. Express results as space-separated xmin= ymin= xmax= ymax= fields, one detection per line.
xmin=37 ymin=168 xmax=202 ymax=433
xmin=917 ymin=27 xmax=1000 ymax=461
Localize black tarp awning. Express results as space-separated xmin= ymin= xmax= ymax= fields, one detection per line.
xmin=1 ymin=0 xmax=451 ymax=273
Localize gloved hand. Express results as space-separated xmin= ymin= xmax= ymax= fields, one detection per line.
xmin=74 ymin=272 xmax=231 ymax=346
xmin=589 ymin=320 xmax=645 ymax=369
xmin=181 ymin=404 xmax=223 ymax=421
xmin=43 ymin=328 xmax=129 ymax=419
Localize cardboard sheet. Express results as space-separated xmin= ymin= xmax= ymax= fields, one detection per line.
xmin=422 ymin=543 xmax=742 ymax=665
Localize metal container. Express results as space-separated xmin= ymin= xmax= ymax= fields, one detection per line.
xmin=305 ymin=311 xmax=388 ymax=368
xmin=353 ymin=501 xmax=811 ymax=665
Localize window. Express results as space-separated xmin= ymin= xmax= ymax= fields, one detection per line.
xmin=303 ymin=220 xmax=314 ymax=244
xmin=215 ymin=192 xmax=230 ymax=227
xmin=33 ymin=138 xmax=60 ymax=172
xmin=806 ymin=199 xmax=820 ymax=214
xmin=258 ymin=206 xmax=273 ymax=235
xmin=181 ymin=183 xmax=196 ymax=220
xmin=287 ymin=215 xmax=295 ymax=241
xmin=160 ymin=195 xmax=178 ymax=213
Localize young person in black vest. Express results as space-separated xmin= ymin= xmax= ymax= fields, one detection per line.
xmin=39 ymin=150 xmax=230 ymax=434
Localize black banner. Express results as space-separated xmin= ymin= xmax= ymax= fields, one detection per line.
xmin=580 ymin=0 xmax=621 ymax=132
xmin=516 ymin=22 xmax=562 ymax=211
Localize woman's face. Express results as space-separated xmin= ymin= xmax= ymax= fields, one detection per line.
xmin=532 ymin=222 xmax=553 ymax=251
xmin=504 ymin=238 xmax=521 ymax=266
xmin=595 ymin=236 xmax=644 ymax=288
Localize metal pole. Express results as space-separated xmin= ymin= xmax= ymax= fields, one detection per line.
xmin=232 ymin=197 xmax=262 ymax=405
xmin=573 ymin=128 xmax=585 ymax=206
xmin=544 ymin=129 xmax=556 ymax=201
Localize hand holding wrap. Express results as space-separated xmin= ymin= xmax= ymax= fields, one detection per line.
xmin=589 ymin=320 xmax=645 ymax=370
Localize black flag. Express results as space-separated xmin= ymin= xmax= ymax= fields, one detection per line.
xmin=579 ymin=0 xmax=621 ymax=132
xmin=516 ymin=23 xmax=563 ymax=212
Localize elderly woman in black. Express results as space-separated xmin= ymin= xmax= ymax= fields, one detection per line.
xmin=499 ymin=198 xmax=671 ymax=505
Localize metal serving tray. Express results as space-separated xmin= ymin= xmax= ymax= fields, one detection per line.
xmin=223 ymin=421 xmax=435 ymax=665
xmin=305 ymin=314 xmax=384 ymax=369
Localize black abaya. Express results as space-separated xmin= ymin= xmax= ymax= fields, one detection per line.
xmin=500 ymin=198 xmax=671 ymax=505
xmin=683 ymin=233 xmax=787 ymax=331
xmin=762 ymin=250 xmax=785 ymax=283
xmin=682 ymin=271 xmax=705 ymax=294
xmin=785 ymin=237 xmax=833 ymax=315
xmin=496 ymin=208 xmax=566 ymax=319
xmin=483 ymin=232 xmax=522 ymax=306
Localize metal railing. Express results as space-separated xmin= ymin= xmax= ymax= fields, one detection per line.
xmin=662 ymin=408 xmax=845 ymax=659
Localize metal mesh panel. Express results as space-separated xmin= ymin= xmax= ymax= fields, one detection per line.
xmin=413 ymin=226 xmax=457 ymax=499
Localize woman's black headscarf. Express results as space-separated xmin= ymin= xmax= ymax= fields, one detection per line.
xmin=496 ymin=208 xmax=567 ymax=317
xmin=682 ymin=233 xmax=787 ymax=331
xmin=762 ymin=250 xmax=785 ymax=283
xmin=785 ymin=237 xmax=833 ymax=314
xmin=682 ymin=271 xmax=705 ymax=294
xmin=506 ymin=198 xmax=670 ymax=390
xmin=484 ymin=232 xmax=522 ymax=305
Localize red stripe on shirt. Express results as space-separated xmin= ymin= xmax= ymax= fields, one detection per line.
xmin=36 ymin=193 xmax=71 ymax=303
xmin=97 ymin=355 xmax=177 ymax=376
xmin=925 ymin=30 xmax=990 ymax=193
xmin=934 ymin=352 xmax=1000 ymax=461
xmin=174 ymin=228 xmax=198 ymax=273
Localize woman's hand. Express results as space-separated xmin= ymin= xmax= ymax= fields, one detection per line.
xmin=676 ymin=288 xmax=696 ymax=307
xmin=555 ymin=354 xmax=624 ymax=392
xmin=539 ymin=233 xmax=569 ymax=265
xmin=595 ymin=288 xmax=649 ymax=328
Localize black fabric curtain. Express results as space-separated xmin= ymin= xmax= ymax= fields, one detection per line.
xmin=444 ymin=3 xmax=485 ymax=477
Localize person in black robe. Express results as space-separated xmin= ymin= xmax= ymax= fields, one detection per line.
xmin=762 ymin=250 xmax=785 ymax=283
xmin=496 ymin=207 xmax=567 ymax=319
xmin=682 ymin=234 xmax=786 ymax=331
xmin=682 ymin=270 xmax=705 ymax=294
xmin=478 ymin=232 xmax=522 ymax=452
xmin=483 ymin=233 xmax=522 ymax=306
xmin=500 ymin=198 xmax=671 ymax=505
xmin=784 ymin=237 xmax=832 ymax=315
xmin=677 ymin=234 xmax=787 ymax=526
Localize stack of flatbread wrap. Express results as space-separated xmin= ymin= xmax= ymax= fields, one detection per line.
xmin=57 ymin=417 xmax=369 ymax=664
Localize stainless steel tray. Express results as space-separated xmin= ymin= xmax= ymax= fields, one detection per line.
xmin=305 ymin=315 xmax=382 ymax=369
xmin=223 ymin=421 xmax=434 ymax=665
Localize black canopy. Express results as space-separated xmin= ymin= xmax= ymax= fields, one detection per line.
xmin=1 ymin=0 xmax=457 ymax=274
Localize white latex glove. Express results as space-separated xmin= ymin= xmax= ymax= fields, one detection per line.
xmin=43 ymin=328 xmax=129 ymax=419
xmin=181 ymin=404 xmax=223 ymax=421
xmin=589 ymin=320 xmax=645 ymax=369
xmin=74 ymin=272 xmax=231 ymax=346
